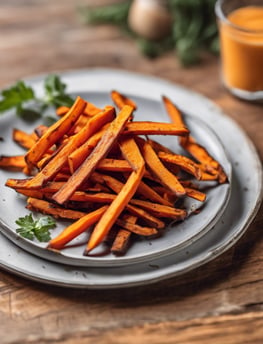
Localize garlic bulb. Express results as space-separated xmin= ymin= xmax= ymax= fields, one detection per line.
xmin=128 ymin=0 xmax=172 ymax=41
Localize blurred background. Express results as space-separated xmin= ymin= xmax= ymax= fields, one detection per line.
xmin=0 ymin=0 xmax=220 ymax=99
xmin=1 ymin=0 xmax=262 ymax=147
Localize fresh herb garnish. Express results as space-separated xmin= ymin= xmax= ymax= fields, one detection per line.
xmin=43 ymin=74 xmax=74 ymax=108
xmin=0 ymin=74 xmax=74 ymax=121
xmin=16 ymin=213 xmax=56 ymax=242
xmin=0 ymin=81 xmax=35 ymax=114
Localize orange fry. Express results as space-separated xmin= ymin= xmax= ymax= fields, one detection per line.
xmin=184 ymin=187 xmax=206 ymax=202
xmin=126 ymin=204 xmax=165 ymax=229
xmin=162 ymin=96 xmax=227 ymax=183
xmin=68 ymin=124 xmax=109 ymax=173
xmin=25 ymin=96 xmax=86 ymax=168
xmin=12 ymin=129 xmax=37 ymax=150
xmin=111 ymin=215 xmax=136 ymax=255
xmin=116 ymin=219 xmax=158 ymax=236
xmin=0 ymin=155 xmax=26 ymax=171
xmin=158 ymin=151 xmax=202 ymax=180
xmin=138 ymin=138 xmax=185 ymax=197
xmin=26 ymin=197 xmax=87 ymax=220
xmin=124 ymin=122 xmax=189 ymax=136
xmin=111 ymin=90 xmax=137 ymax=110
xmin=96 ymin=158 xmax=132 ymax=172
xmin=48 ymin=206 xmax=108 ymax=250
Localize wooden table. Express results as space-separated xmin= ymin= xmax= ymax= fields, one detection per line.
xmin=0 ymin=1 xmax=262 ymax=343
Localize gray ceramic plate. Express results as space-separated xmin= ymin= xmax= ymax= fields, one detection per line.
xmin=0 ymin=70 xmax=231 ymax=267
xmin=0 ymin=69 xmax=262 ymax=288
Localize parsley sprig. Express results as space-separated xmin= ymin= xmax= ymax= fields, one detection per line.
xmin=0 ymin=74 xmax=74 ymax=122
xmin=16 ymin=214 xmax=56 ymax=242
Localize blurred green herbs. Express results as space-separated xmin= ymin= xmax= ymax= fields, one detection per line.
xmin=79 ymin=0 xmax=219 ymax=66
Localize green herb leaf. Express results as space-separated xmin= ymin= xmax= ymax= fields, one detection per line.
xmin=17 ymin=107 xmax=42 ymax=122
xmin=16 ymin=214 xmax=36 ymax=240
xmin=16 ymin=213 xmax=56 ymax=242
xmin=0 ymin=81 xmax=35 ymax=114
xmin=0 ymin=74 xmax=75 ymax=121
xmin=43 ymin=74 xmax=74 ymax=108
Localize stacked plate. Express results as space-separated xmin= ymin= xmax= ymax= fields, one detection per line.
xmin=0 ymin=69 xmax=262 ymax=289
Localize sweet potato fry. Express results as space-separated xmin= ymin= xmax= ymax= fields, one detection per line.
xmin=0 ymin=155 xmax=26 ymax=171
xmin=84 ymin=102 xmax=102 ymax=117
xmin=13 ymin=188 xmax=45 ymax=199
xmin=147 ymin=138 xmax=174 ymax=155
xmin=162 ymin=95 xmax=189 ymax=147
xmin=158 ymin=151 xmax=202 ymax=180
xmin=56 ymin=102 xmax=102 ymax=117
xmin=48 ymin=205 xmax=108 ymax=250
xmin=69 ymin=191 xmax=116 ymax=203
xmin=25 ymin=96 xmax=87 ymax=168
xmin=138 ymin=182 xmax=173 ymax=206
xmin=91 ymin=172 xmax=123 ymax=194
xmin=182 ymin=136 xmax=219 ymax=171
xmin=162 ymin=96 xmax=186 ymax=129
xmin=116 ymin=219 xmax=158 ymax=236
xmin=111 ymin=215 xmax=136 ymax=255
xmin=184 ymin=187 xmax=206 ymax=202
xmin=124 ymin=122 xmax=189 ymax=136
xmin=162 ymin=96 xmax=227 ymax=183
xmin=28 ymin=106 xmax=115 ymax=188
xmin=26 ymin=197 xmax=87 ymax=220
xmin=152 ymin=186 xmax=178 ymax=204
xmin=199 ymin=171 xmax=220 ymax=181
xmin=96 ymin=158 xmax=132 ymax=172
xmin=138 ymin=138 xmax=186 ymax=197
xmin=68 ymin=124 xmax=109 ymax=173
xmin=130 ymin=198 xmax=187 ymax=219
xmin=218 ymin=167 xmax=228 ymax=184
xmin=53 ymin=105 xmax=134 ymax=205
xmin=56 ymin=106 xmax=70 ymax=117
xmin=126 ymin=204 xmax=165 ymax=228
xmin=34 ymin=125 xmax=49 ymax=138
xmin=12 ymin=129 xmax=37 ymax=150
xmin=53 ymin=172 xmax=71 ymax=181
xmin=5 ymin=177 xmax=34 ymax=189
xmin=111 ymin=90 xmax=137 ymax=110
xmin=119 ymin=136 xmax=144 ymax=172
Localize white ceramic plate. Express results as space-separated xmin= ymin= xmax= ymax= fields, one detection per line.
xmin=0 ymin=70 xmax=231 ymax=267
xmin=0 ymin=69 xmax=261 ymax=289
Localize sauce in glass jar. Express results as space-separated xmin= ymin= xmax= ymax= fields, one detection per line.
xmin=216 ymin=1 xmax=263 ymax=101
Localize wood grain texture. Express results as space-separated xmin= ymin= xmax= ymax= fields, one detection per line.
xmin=0 ymin=1 xmax=262 ymax=343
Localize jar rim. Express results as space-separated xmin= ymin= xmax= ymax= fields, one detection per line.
xmin=215 ymin=0 xmax=263 ymax=34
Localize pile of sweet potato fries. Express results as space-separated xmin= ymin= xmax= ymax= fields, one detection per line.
xmin=0 ymin=91 xmax=228 ymax=255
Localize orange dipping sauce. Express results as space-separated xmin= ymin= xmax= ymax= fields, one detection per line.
xmin=219 ymin=6 xmax=263 ymax=92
